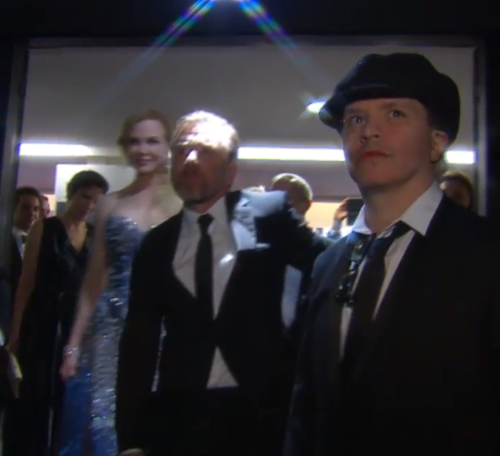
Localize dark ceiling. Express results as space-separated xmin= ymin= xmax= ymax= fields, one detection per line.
xmin=0 ymin=0 xmax=498 ymax=37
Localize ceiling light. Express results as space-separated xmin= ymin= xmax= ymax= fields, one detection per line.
xmin=239 ymin=147 xmax=345 ymax=161
xmin=18 ymin=143 xmax=476 ymax=165
xmin=305 ymin=101 xmax=326 ymax=114
xmin=239 ymin=147 xmax=475 ymax=165
xmin=20 ymin=143 xmax=94 ymax=157
xmin=443 ymin=150 xmax=475 ymax=165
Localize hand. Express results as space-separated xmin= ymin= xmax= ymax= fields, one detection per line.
xmin=121 ymin=452 xmax=145 ymax=456
xmin=334 ymin=199 xmax=348 ymax=223
xmin=60 ymin=353 xmax=78 ymax=381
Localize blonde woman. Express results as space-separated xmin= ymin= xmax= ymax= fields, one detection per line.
xmin=58 ymin=110 xmax=182 ymax=456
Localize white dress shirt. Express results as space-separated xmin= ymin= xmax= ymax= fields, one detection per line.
xmin=173 ymin=197 xmax=238 ymax=388
xmin=12 ymin=227 xmax=27 ymax=257
xmin=339 ymin=183 xmax=443 ymax=356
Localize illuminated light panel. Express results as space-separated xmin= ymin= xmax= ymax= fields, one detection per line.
xmin=20 ymin=143 xmax=93 ymax=157
xmin=239 ymin=147 xmax=345 ymax=161
xmin=306 ymin=101 xmax=326 ymax=114
xmin=239 ymin=147 xmax=475 ymax=165
xmin=19 ymin=143 xmax=476 ymax=165
xmin=444 ymin=150 xmax=475 ymax=165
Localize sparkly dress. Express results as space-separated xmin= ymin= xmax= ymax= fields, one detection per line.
xmin=59 ymin=215 xmax=146 ymax=456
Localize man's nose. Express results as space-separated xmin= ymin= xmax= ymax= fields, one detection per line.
xmin=360 ymin=117 xmax=382 ymax=141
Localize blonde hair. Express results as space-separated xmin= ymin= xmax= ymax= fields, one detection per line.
xmin=271 ymin=173 xmax=313 ymax=202
xmin=117 ymin=109 xmax=171 ymax=152
xmin=171 ymin=110 xmax=239 ymax=162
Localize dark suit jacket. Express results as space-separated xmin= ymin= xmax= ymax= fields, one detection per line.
xmin=284 ymin=197 xmax=500 ymax=456
xmin=116 ymin=190 xmax=328 ymax=452
xmin=8 ymin=235 xmax=22 ymax=302
xmin=0 ymin=265 xmax=11 ymax=338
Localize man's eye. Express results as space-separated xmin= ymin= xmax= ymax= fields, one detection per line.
xmin=389 ymin=110 xmax=405 ymax=118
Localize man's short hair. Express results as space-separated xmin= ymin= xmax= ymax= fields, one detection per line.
xmin=271 ymin=173 xmax=313 ymax=202
xmin=172 ymin=110 xmax=240 ymax=162
xmin=440 ymin=170 xmax=474 ymax=198
xmin=14 ymin=186 xmax=42 ymax=207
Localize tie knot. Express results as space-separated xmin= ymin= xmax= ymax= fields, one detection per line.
xmin=197 ymin=214 xmax=213 ymax=234
xmin=21 ymin=234 xmax=27 ymax=244
xmin=368 ymin=221 xmax=411 ymax=258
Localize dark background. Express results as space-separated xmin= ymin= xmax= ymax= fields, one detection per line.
xmin=0 ymin=0 xmax=499 ymax=228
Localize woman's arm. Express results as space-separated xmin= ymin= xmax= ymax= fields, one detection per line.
xmin=8 ymin=219 xmax=44 ymax=351
xmin=60 ymin=197 xmax=111 ymax=378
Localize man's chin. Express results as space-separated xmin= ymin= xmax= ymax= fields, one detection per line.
xmin=183 ymin=194 xmax=212 ymax=206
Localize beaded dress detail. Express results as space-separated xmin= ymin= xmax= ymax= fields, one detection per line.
xmin=59 ymin=215 xmax=146 ymax=456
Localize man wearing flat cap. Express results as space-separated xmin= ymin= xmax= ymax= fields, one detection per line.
xmin=284 ymin=53 xmax=500 ymax=456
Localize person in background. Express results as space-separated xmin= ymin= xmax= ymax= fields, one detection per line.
xmin=59 ymin=109 xmax=182 ymax=456
xmin=41 ymin=195 xmax=52 ymax=218
xmin=271 ymin=173 xmax=312 ymax=219
xmin=325 ymin=198 xmax=348 ymax=241
xmin=285 ymin=53 xmax=500 ymax=456
xmin=4 ymin=170 xmax=108 ymax=456
xmin=9 ymin=187 xmax=41 ymax=296
xmin=270 ymin=173 xmax=327 ymax=337
xmin=439 ymin=169 xmax=474 ymax=209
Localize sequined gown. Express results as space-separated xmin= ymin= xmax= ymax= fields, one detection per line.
xmin=59 ymin=215 xmax=146 ymax=456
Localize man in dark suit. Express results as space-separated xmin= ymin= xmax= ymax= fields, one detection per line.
xmin=284 ymin=53 xmax=500 ymax=456
xmin=8 ymin=186 xmax=42 ymax=297
xmin=116 ymin=111 xmax=328 ymax=456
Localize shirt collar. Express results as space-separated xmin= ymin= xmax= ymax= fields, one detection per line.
xmin=182 ymin=195 xmax=228 ymax=231
xmin=351 ymin=182 xmax=443 ymax=237
xmin=12 ymin=227 xmax=27 ymax=238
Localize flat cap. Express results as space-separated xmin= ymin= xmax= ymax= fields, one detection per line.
xmin=319 ymin=53 xmax=461 ymax=143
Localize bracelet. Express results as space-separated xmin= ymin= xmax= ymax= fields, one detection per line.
xmin=63 ymin=345 xmax=80 ymax=358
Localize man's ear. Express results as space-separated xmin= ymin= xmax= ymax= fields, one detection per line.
xmin=430 ymin=130 xmax=449 ymax=164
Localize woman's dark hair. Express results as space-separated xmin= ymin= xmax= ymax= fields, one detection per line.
xmin=66 ymin=170 xmax=109 ymax=200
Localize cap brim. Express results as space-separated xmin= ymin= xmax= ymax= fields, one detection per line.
xmin=318 ymin=84 xmax=411 ymax=131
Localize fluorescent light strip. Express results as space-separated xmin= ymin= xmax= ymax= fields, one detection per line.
xmin=19 ymin=143 xmax=476 ymax=165
xmin=240 ymin=147 xmax=476 ymax=165
xmin=239 ymin=147 xmax=346 ymax=162
xmin=20 ymin=143 xmax=93 ymax=157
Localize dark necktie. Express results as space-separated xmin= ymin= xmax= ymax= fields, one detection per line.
xmin=20 ymin=234 xmax=27 ymax=244
xmin=195 ymin=214 xmax=214 ymax=321
xmin=341 ymin=221 xmax=411 ymax=378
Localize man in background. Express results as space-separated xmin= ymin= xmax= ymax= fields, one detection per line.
xmin=9 ymin=187 xmax=41 ymax=296
xmin=440 ymin=169 xmax=474 ymax=209
xmin=270 ymin=173 xmax=319 ymax=335
xmin=271 ymin=174 xmax=312 ymax=220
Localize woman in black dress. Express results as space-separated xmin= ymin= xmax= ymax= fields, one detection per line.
xmin=6 ymin=170 xmax=109 ymax=456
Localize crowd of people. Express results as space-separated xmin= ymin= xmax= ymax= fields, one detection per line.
xmin=0 ymin=51 xmax=494 ymax=456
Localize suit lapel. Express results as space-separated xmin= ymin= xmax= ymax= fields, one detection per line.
xmin=350 ymin=198 xmax=453 ymax=380
xmin=313 ymin=238 xmax=354 ymax=377
xmin=164 ymin=213 xmax=194 ymax=300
